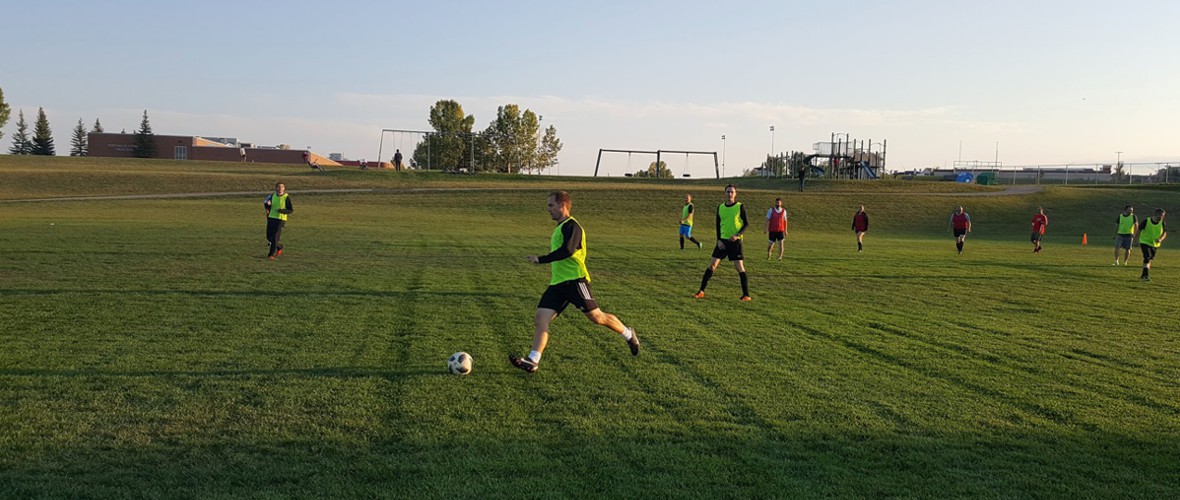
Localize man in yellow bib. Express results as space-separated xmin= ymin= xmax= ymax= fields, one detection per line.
xmin=1134 ymin=208 xmax=1167 ymax=282
xmin=693 ymin=184 xmax=751 ymax=301
xmin=263 ymin=182 xmax=293 ymax=260
xmin=1113 ymin=205 xmax=1137 ymax=266
xmin=510 ymin=191 xmax=639 ymax=373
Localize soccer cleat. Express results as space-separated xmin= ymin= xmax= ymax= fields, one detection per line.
xmin=692 ymin=291 xmax=705 ymax=299
xmin=626 ymin=329 xmax=640 ymax=356
xmin=268 ymin=256 xmax=276 ymax=261
xmin=1113 ymin=261 xmax=1120 ymax=266
xmin=696 ymin=241 xmax=702 ymax=249
xmin=740 ymin=296 xmax=752 ymax=302
xmin=276 ymin=248 xmax=283 ymax=257
xmin=508 ymin=354 xmax=538 ymax=373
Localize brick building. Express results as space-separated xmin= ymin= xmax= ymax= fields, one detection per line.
xmin=86 ymin=132 xmax=342 ymax=167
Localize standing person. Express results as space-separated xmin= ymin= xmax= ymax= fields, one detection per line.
xmin=949 ymin=206 xmax=972 ymax=254
xmin=263 ymin=182 xmax=293 ymax=260
xmin=1114 ymin=205 xmax=1137 ymax=265
xmin=694 ymin=184 xmax=751 ymax=301
xmin=359 ymin=158 xmax=368 ymax=170
xmin=239 ymin=146 xmax=247 ymax=162
xmin=852 ymin=205 xmax=869 ymax=252
xmin=509 ymin=191 xmax=640 ymax=373
xmin=679 ymin=194 xmax=702 ymax=250
xmin=766 ymin=197 xmax=788 ymax=260
xmin=1030 ymin=207 xmax=1048 ymax=253
xmin=393 ymin=149 xmax=403 ymax=172
xmin=797 ymin=164 xmax=806 ymax=192
xmin=1134 ymin=208 xmax=1167 ymax=281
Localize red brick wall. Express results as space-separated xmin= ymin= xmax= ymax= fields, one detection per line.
xmin=87 ymin=133 xmax=341 ymax=166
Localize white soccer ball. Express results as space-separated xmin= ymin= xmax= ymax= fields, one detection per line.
xmin=447 ymin=351 xmax=472 ymax=375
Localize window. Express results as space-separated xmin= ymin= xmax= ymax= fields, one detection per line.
xmin=174 ymin=146 xmax=188 ymax=160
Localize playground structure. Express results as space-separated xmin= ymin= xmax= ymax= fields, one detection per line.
xmin=594 ymin=149 xmax=720 ymax=178
xmin=807 ymin=134 xmax=886 ymax=179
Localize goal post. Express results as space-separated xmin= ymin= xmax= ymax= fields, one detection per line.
xmin=595 ymin=148 xmax=719 ymax=178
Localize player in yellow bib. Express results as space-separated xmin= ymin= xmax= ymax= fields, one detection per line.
xmin=509 ymin=191 xmax=640 ymax=373
xmin=1134 ymin=208 xmax=1167 ymax=282
xmin=679 ymin=194 xmax=702 ymax=250
xmin=263 ymin=182 xmax=293 ymax=260
xmin=693 ymin=184 xmax=751 ymax=301
xmin=1113 ymin=205 xmax=1137 ymax=266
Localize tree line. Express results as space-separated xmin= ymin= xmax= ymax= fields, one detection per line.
xmin=411 ymin=99 xmax=562 ymax=174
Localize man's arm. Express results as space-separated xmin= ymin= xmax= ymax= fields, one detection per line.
xmin=733 ymin=204 xmax=749 ymax=240
xmin=278 ymin=198 xmax=293 ymax=215
xmin=536 ymin=220 xmax=581 ymax=264
xmin=716 ymin=207 xmax=722 ymax=241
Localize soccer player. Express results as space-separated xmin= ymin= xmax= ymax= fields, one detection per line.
xmin=852 ymin=205 xmax=869 ymax=252
xmin=694 ymin=184 xmax=751 ymax=301
xmin=263 ymin=182 xmax=293 ymax=260
xmin=1114 ymin=205 xmax=1137 ymax=265
xmin=1030 ymin=207 xmax=1048 ymax=253
xmin=679 ymin=194 xmax=702 ymax=250
xmin=1134 ymin=208 xmax=1167 ymax=282
xmin=949 ymin=206 xmax=971 ymax=254
xmin=509 ymin=191 xmax=640 ymax=373
xmin=766 ymin=197 xmax=787 ymax=260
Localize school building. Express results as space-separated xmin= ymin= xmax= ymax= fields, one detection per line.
xmin=86 ymin=132 xmax=347 ymax=167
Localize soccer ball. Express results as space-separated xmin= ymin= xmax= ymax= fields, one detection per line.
xmin=447 ymin=352 xmax=472 ymax=375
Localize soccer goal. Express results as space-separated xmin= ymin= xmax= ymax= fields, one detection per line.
xmin=594 ymin=149 xmax=719 ymax=178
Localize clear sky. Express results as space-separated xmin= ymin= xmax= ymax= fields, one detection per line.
xmin=2 ymin=0 xmax=1177 ymax=176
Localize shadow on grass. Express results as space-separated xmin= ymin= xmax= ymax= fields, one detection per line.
xmin=0 ymin=289 xmax=520 ymax=299
xmin=0 ymin=366 xmax=436 ymax=380
xmin=0 ymin=429 xmax=1174 ymax=498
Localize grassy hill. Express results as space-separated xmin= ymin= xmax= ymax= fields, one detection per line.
xmin=0 ymin=157 xmax=1177 ymax=497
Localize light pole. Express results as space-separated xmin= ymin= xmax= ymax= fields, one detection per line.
xmin=769 ymin=126 xmax=776 ymax=177
xmin=721 ymin=134 xmax=726 ymax=177
xmin=1116 ymin=151 xmax=1124 ymax=185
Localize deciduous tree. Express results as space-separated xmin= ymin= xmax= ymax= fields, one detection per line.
xmin=412 ymin=100 xmax=474 ymax=171
xmin=0 ymin=87 xmax=10 ymax=142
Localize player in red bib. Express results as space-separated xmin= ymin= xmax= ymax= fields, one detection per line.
xmin=765 ymin=198 xmax=788 ymax=260
xmin=1030 ymin=207 xmax=1048 ymax=253
xmin=949 ymin=206 xmax=972 ymax=254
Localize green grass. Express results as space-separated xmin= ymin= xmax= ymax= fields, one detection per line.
xmin=0 ymin=158 xmax=1178 ymax=497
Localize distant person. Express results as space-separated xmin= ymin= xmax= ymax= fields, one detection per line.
xmin=359 ymin=158 xmax=368 ymax=170
xmin=1030 ymin=207 xmax=1048 ymax=253
xmin=263 ymin=182 xmax=293 ymax=260
xmin=797 ymin=165 xmax=806 ymax=192
xmin=694 ymin=184 xmax=751 ymax=301
xmin=393 ymin=149 xmax=403 ymax=172
xmin=239 ymin=146 xmax=247 ymax=162
xmin=949 ymin=206 xmax=972 ymax=254
xmin=509 ymin=191 xmax=640 ymax=373
xmin=765 ymin=197 xmax=787 ymax=260
xmin=1114 ymin=205 xmax=1137 ymax=266
xmin=852 ymin=205 xmax=869 ymax=252
xmin=1134 ymin=208 xmax=1167 ymax=282
xmin=679 ymin=194 xmax=702 ymax=250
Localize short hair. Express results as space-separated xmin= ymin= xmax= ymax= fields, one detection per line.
xmin=1125 ymin=204 xmax=1134 ymax=210
xmin=275 ymin=182 xmax=284 ymax=189
xmin=1154 ymin=208 xmax=1166 ymax=217
xmin=724 ymin=184 xmax=736 ymax=192
xmin=549 ymin=191 xmax=571 ymax=209
xmin=775 ymin=197 xmax=782 ymax=202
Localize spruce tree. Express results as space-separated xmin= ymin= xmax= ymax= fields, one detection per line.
xmin=31 ymin=107 xmax=55 ymax=156
xmin=7 ymin=109 xmax=32 ymax=155
xmin=131 ymin=110 xmax=156 ymax=158
xmin=0 ymin=87 xmax=10 ymax=142
xmin=71 ymin=118 xmax=88 ymax=156
xmin=92 ymin=117 xmax=104 ymax=133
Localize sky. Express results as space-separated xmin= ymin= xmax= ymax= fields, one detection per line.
xmin=2 ymin=0 xmax=1178 ymax=176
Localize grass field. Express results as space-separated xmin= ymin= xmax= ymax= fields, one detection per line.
xmin=1 ymin=157 xmax=1178 ymax=497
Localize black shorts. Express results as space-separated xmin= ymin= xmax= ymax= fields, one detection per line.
xmin=1141 ymin=243 xmax=1157 ymax=264
xmin=711 ymin=239 xmax=744 ymax=261
xmin=1116 ymin=234 xmax=1134 ymax=249
xmin=953 ymin=228 xmax=967 ymax=238
xmin=1031 ymin=232 xmax=1043 ymax=243
xmin=537 ymin=278 xmax=598 ymax=315
xmin=768 ymin=231 xmax=785 ymax=242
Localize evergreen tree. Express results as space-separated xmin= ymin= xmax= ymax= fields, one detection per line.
xmin=92 ymin=117 xmax=104 ymax=133
xmin=7 ymin=109 xmax=33 ymax=155
xmin=70 ymin=118 xmax=88 ymax=156
xmin=31 ymin=107 xmax=55 ymax=156
xmin=0 ymin=87 xmax=10 ymax=142
xmin=132 ymin=110 xmax=156 ymax=158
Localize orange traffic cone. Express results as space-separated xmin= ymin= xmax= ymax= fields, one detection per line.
xmin=1082 ymin=233 xmax=1088 ymax=246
